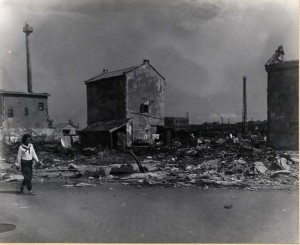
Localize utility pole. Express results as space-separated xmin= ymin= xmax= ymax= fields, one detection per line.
xmin=185 ymin=112 xmax=189 ymax=131
xmin=242 ymin=76 xmax=247 ymax=137
xmin=23 ymin=22 xmax=33 ymax=93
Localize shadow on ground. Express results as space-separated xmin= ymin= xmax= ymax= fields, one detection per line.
xmin=0 ymin=191 xmax=22 ymax=195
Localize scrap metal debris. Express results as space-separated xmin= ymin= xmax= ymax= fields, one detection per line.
xmin=0 ymin=137 xmax=298 ymax=190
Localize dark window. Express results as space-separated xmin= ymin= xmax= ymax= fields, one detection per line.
xmin=62 ymin=129 xmax=71 ymax=135
xmin=140 ymin=104 xmax=149 ymax=113
xmin=7 ymin=109 xmax=13 ymax=118
xmin=39 ymin=102 xmax=44 ymax=111
xmin=25 ymin=107 xmax=29 ymax=116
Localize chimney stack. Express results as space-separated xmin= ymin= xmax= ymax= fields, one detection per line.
xmin=143 ymin=59 xmax=150 ymax=65
xmin=103 ymin=69 xmax=108 ymax=73
xmin=242 ymin=76 xmax=247 ymax=136
xmin=23 ymin=22 xmax=33 ymax=93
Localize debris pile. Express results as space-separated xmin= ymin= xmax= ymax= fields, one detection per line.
xmin=115 ymin=139 xmax=298 ymax=190
xmin=0 ymin=138 xmax=298 ymax=190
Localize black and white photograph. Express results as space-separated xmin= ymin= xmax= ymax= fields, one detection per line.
xmin=0 ymin=0 xmax=298 ymax=243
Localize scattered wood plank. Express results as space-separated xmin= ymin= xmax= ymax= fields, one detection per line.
xmin=128 ymin=150 xmax=145 ymax=173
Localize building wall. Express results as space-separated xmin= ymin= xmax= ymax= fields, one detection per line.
xmin=61 ymin=125 xmax=78 ymax=135
xmin=266 ymin=61 xmax=299 ymax=149
xmin=0 ymin=96 xmax=2 ymax=128
xmin=0 ymin=94 xmax=49 ymax=140
xmin=54 ymin=125 xmax=78 ymax=136
xmin=126 ymin=64 xmax=165 ymax=141
xmin=86 ymin=76 xmax=127 ymax=125
xmin=80 ymin=131 xmax=111 ymax=147
xmin=1 ymin=94 xmax=48 ymax=129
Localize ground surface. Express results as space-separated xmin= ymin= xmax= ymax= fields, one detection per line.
xmin=0 ymin=180 xmax=298 ymax=243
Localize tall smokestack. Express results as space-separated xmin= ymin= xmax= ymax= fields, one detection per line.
xmin=242 ymin=76 xmax=247 ymax=136
xmin=23 ymin=22 xmax=33 ymax=93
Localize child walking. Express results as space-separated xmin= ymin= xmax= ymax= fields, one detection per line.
xmin=15 ymin=134 xmax=40 ymax=195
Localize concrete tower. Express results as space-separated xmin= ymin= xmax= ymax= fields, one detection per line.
xmin=265 ymin=46 xmax=299 ymax=149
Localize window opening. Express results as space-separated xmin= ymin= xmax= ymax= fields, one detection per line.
xmin=25 ymin=107 xmax=29 ymax=116
xmin=39 ymin=103 xmax=44 ymax=111
xmin=62 ymin=129 xmax=71 ymax=135
xmin=7 ymin=109 xmax=13 ymax=118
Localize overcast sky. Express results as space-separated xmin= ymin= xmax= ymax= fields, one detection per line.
xmin=0 ymin=0 xmax=298 ymax=126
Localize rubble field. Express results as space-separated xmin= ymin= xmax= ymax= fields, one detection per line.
xmin=0 ymin=138 xmax=298 ymax=191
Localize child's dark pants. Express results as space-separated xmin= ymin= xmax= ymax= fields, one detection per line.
xmin=21 ymin=159 xmax=33 ymax=191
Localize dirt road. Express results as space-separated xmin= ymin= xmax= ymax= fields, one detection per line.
xmin=0 ymin=181 xmax=298 ymax=243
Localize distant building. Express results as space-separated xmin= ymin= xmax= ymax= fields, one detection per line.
xmin=54 ymin=121 xmax=79 ymax=136
xmin=164 ymin=117 xmax=189 ymax=131
xmin=0 ymin=90 xmax=51 ymax=141
xmin=80 ymin=59 xmax=166 ymax=148
xmin=54 ymin=120 xmax=80 ymax=147
xmin=265 ymin=45 xmax=299 ymax=149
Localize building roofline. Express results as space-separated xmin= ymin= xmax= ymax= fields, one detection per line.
xmin=265 ymin=60 xmax=299 ymax=72
xmin=80 ymin=118 xmax=132 ymax=132
xmin=0 ymin=90 xmax=50 ymax=97
xmin=55 ymin=122 xmax=79 ymax=129
xmin=126 ymin=63 xmax=166 ymax=81
xmin=265 ymin=59 xmax=299 ymax=66
xmin=84 ymin=66 xmax=137 ymax=84
xmin=147 ymin=64 xmax=166 ymax=80
xmin=84 ymin=60 xmax=166 ymax=84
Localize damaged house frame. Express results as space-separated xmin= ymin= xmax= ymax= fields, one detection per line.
xmin=80 ymin=59 xmax=166 ymax=148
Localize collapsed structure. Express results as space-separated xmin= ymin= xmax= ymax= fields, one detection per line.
xmin=265 ymin=46 xmax=299 ymax=150
xmin=80 ymin=59 xmax=166 ymax=148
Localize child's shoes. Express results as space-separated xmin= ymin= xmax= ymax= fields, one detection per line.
xmin=28 ymin=190 xmax=35 ymax=195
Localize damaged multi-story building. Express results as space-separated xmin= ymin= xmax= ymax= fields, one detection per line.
xmin=265 ymin=45 xmax=299 ymax=150
xmin=0 ymin=22 xmax=51 ymax=142
xmin=80 ymin=59 xmax=166 ymax=148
